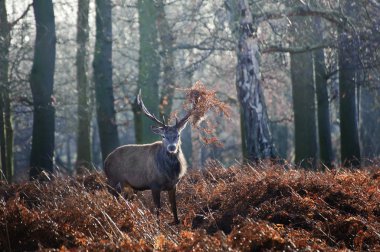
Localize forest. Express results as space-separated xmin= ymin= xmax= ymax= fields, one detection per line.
xmin=0 ymin=0 xmax=380 ymax=251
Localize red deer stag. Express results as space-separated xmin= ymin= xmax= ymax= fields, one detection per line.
xmin=104 ymin=91 xmax=190 ymax=224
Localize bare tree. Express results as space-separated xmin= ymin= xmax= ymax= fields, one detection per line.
xmin=233 ymin=0 xmax=276 ymax=162
xmin=338 ymin=2 xmax=362 ymax=167
xmin=289 ymin=16 xmax=318 ymax=169
xmin=314 ymin=19 xmax=334 ymax=168
xmin=156 ymin=0 xmax=176 ymax=118
xmin=93 ymin=0 xmax=120 ymax=162
xmin=0 ymin=0 xmax=12 ymax=181
xmin=134 ymin=0 xmax=161 ymax=144
xmin=29 ymin=0 xmax=56 ymax=179
xmin=291 ymin=49 xmax=317 ymax=168
xmin=76 ymin=0 xmax=92 ymax=173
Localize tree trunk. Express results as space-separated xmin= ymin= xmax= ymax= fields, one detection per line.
xmin=312 ymin=17 xmax=334 ymax=169
xmin=337 ymin=2 xmax=362 ymax=168
xmin=235 ymin=0 xmax=276 ymax=162
xmin=0 ymin=102 xmax=5 ymax=180
xmin=360 ymin=87 xmax=380 ymax=162
xmin=93 ymin=0 xmax=119 ymax=162
xmin=136 ymin=0 xmax=160 ymax=144
xmin=0 ymin=0 xmax=9 ymax=181
xmin=66 ymin=137 xmax=71 ymax=170
xmin=156 ymin=0 xmax=176 ymax=118
xmin=314 ymin=48 xmax=334 ymax=168
xmin=91 ymin=118 xmax=102 ymax=167
xmin=178 ymin=52 xmax=193 ymax=167
xmin=4 ymin=87 xmax=13 ymax=180
xmin=338 ymin=30 xmax=361 ymax=167
xmin=76 ymin=0 xmax=92 ymax=173
xmin=291 ymin=51 xmax=318 ymax=169
xmin=29 ymin=0 xmax=56 ymax=180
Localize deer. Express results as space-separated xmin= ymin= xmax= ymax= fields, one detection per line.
xmin=104 ymin=91 xmax=190 ymax=224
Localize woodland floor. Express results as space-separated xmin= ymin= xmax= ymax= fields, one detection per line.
xmin=1 ymin=161 xmax=380 ymax=251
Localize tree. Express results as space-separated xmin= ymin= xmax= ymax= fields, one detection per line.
xmin=313 ymin=18 xmax=334 ymax=168
xmin=0 ymin=0 xmax=12 ymax=181
xmin=314 ymin=48 xmax=334 ymax=168
xmin=291 ymin=50 xmax=318 ymax=168
xmin=93 ymin=0 xmax=120 ymax=162
xmin=234 ymin=0 xmax=276 ymax=162
xmin=360 ymin=87 xmax=380 ymax=162
xmin=135 ymin=0 xmax=160 ymax=144
xmin=29 ymin=0 xmax=56 ymax=179
xmin=76 ymin=0 xmax=92 ymax=173
xmin=156 ymin=0 xmax=176 ymax=118
xmin=338 ymin=2 xmax=361 ymax=167
xmin=287 ymin=14 xmax=318 ymax=170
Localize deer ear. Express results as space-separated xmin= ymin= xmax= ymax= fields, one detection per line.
xmin=151 ymin=125 xmax=164 ymax=135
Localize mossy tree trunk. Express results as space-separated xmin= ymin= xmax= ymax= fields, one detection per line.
xmin=0 ymin=0 xmax=10 ymax=181
xmin=93 ymin=0 xmax=120 ymax=162
xmin=29 ymin=0 xmax=56 ymax=180
xmin=360 ymin=87 xmax=380 ymax=162
xmin=314 ymin=48 xmax=334 ymax=168
xmin=291 ymin=51 xmax=318 ymax=169
xmin=338 ymin=29 xmax=361 ymax=167
xmin=76 ymin=0 xmax=92 ymax=173
xmin=135 ymin=0 xmax=160 ymax=144
xmin=4 ymin=81 xmax=12 ymax=180
xmin=156 ymin=0 xmax=175 ymax=118
xmin=313 ymin=18 xmax=334 ymax=168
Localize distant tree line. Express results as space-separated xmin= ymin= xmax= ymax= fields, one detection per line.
xmin=0 ymin=0 xmax=379 ymax=181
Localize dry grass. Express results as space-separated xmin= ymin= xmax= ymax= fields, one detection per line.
xmin=1 ymin=163 xmax=380 ymax=251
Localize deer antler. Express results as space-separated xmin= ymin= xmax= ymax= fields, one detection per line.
xmin=137 ymin=90 xmax=165 ymax=127
xmin=175 ymin=112 xmax=191 ymax=129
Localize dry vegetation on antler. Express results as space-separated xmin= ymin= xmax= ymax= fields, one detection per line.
xmin=182 ymin=81 xmax=231 ymax=125
xmin=179 ymin=81 xmax=231 ymax=145
xmin=1 ymin=164 xmax=380 ymax=251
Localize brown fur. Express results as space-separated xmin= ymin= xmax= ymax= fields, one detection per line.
xmin=103 ymin=140 xmax=187 ymax=223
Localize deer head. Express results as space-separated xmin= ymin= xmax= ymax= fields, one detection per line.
xmin=137 ymin=90 xmax=190 ymax=154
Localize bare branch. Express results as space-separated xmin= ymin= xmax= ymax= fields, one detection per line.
xmin=262 ymin=41 xmax=336 ymax=54
xmin=174 ymin=43 xmax=234 ymax=51
xmin=255 ymin=5 xmax=347 ymax=26
xmin=10 ymin=3 xmax=33 ymax=28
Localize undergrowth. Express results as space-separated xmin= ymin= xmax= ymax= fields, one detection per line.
xmin=1 ymin=163 xmax=379 ymax=251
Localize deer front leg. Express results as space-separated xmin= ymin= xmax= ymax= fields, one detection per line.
xmin=168 ymin=187 xmax=179 ymax=224
xmin=107 ymin=180 xmax=121 ymax=198
xmin=151 ymin=189 xmax=161 ymax=219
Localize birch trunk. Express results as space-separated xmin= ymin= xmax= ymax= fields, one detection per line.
xmin=235 ymin=0 xmax=276 ymax=162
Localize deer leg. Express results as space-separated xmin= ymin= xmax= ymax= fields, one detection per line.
xmin=151 ymin=189 xmax=161 ymax=219
xmin=107 ymin=179 xmax=121 ymax=198
xmin=168 ymin=187 xmax=180 ymax=224
xmin=123 ymin=183 xmax=136 ymax=200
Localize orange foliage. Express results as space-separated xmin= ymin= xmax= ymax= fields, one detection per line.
xmin=1 ymin=164 xmax=380 ymax=251
xmin=179 ymin=81 xmax=231 ymax=146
